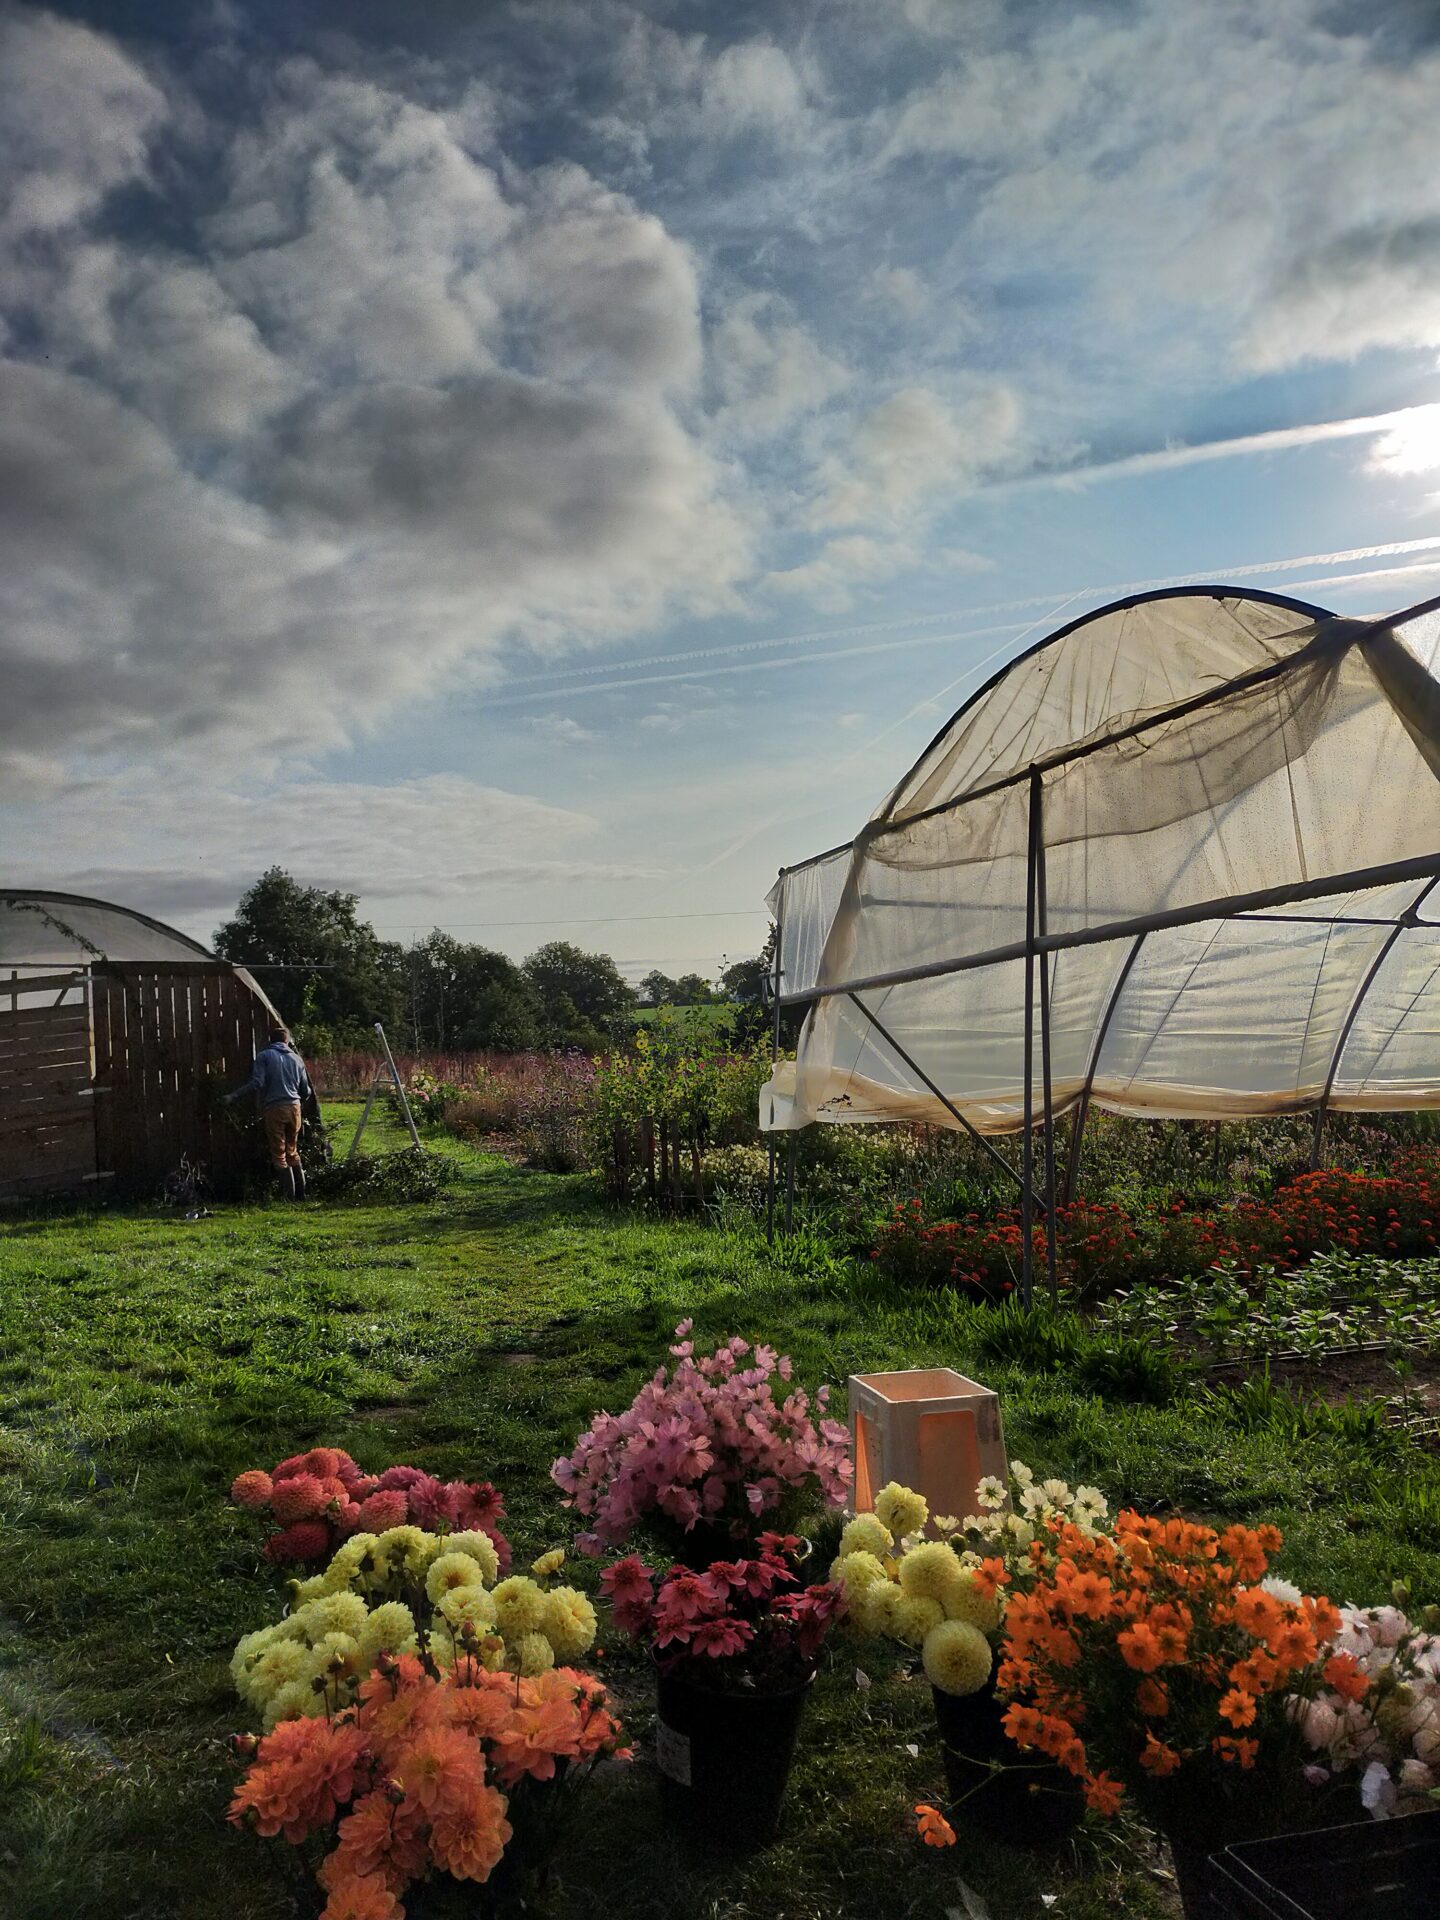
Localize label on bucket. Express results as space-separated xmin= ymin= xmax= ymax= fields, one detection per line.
xmin=655 ymin=1719 xmax=692 ymax=1787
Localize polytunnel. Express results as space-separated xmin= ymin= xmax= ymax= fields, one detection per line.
xmin=758 ymin=586 xmax=1440 ymax=1291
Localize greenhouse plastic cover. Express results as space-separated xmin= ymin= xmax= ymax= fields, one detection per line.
xmin=760 ymin=588 xmax=1440 ymax=1135
xmin=0 ymin=890 xmax=219 ymax=967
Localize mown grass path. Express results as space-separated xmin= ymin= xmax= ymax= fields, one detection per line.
xmin=2 ymin=1121 xmax=1432 ymax=1919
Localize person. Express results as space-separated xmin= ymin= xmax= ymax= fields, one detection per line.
xmin=227 ymin=1023 xmax=314 ymax=1198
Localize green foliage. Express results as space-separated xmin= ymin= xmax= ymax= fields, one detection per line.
xmin=213 ymin=867 xmax=405 ymax=1046
xmin=587 ymin=1021 xmax=770 ymax=1202
xmin=401 ymin=930 xmax=542 ymax=1051
xmin=307 ymin=1144 xmax=448 ymax=1204
xmin=974 ymin=1300 xmax=1087 ymax=1372
xmin=1074 ymin=1335 xmax=1185 ymax=1406
xmin=522 ymin=940 xmax=636 ymax=1049
xmin=1 ymin=1122 xmax=1434 ymax=1918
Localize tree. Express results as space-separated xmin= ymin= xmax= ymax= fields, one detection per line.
xmin=671 ymin=971 xmax=721 ymax=1006
xmin=403 ymin=932 xmax=541 ymax=1051
xmin=639 ymin=969 xmax=679 ymax=1008
xmin=214 ymin=869 xmax=405 ymax=1046
xmin=522 ymin=941 xmax=636 ymax=1048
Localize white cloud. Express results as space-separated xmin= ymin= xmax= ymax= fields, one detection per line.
xmin=0 ymin=10 xmax=165 ymax=242
xmin=3 ymin=772 xmax=663 ymax=924
xmin=528 ymin=715 xmax=597 ymax=743
xmin=709 ymin=293 xmax=849 ymax=439
xmin=768 ymin=529 xmax=991 ymax=612
xmin=0 ymin=26 xmax=750 ymax=770
xmin=807 ymin=383 xmax=1021 ymax=529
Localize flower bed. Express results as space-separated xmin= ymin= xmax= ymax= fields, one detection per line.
xmin=870 ymin=1157 xmax=1440 ymax=1300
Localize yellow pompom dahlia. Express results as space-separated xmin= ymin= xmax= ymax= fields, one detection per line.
xmin=891 ymin=1594 xmax=945 ymax=1647
xmin=898 ymin=1540 xmax=962 ymax=1602
xmin=922 ymin=1618 xmax=993 ymax=1696
xmin=543 ymin=1586 xmax=598 ymax=1661
xmin=426 ymin=1550 xmax=488 ymax=1607
xmin=359 ymin=1600 xmax=418 ymax=1661
xmin=444 ymin=1531 xmax=501 ymax=1585
xmin=491 ymin=1575 xmax=548 ymax=1637
xmin=839 ymin=1514 xmax=893 ymax=1559
xmin=875 ymin=1482 xmax=928 ymax=1540
xmin=832 ymin=1550 xmax=889 ymax=1601
xmin=511 ymin=1630 xmax=556 ymax=1677
xmin=941 ymin=1572 xmax=1001 ymax=1634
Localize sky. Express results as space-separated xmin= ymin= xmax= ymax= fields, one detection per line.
xmin=5 ymin=0 xmax=1440 ymax=984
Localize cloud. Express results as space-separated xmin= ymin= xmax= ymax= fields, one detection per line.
xmin=0 ymin=24 xmax=749 ymax=770
xmin=767 ymin=531 xmax=990 ymax=612
xmin=875 ymin=2 xmax=1440 ymax=377
xmin=2 ymin=772 xmax=664 ymax=927
xmin=528 ymin=715 xmax=596 ymax=744
xmin=807 ymin=383 xmax=1021 ymax=529
xmin=1246 ymin=218 xmax=1440 ymax=369
xmin=709 ymin=293 xmax=849 ymax=440
xmin=0 ymin=9 xmax=165 ymax=242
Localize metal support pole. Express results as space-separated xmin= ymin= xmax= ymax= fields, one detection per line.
xmin=844 ymin=993 xmax=1041 ymax=1205
xmin=1063 ymin=935 xmax=1145 ymax=1202
xmin=765 ymin=884 xmax=784 ymax=1243
xmin=1035 ymin=806 xmax=1059 ymax=1305
xmin=1020 ymin=771 xmax=1040 ymax=1307
xmin=784 ymin=1131 xmax=796 ymax=1234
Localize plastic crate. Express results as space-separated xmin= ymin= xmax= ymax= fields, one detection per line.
xmin=1207 ymin=1810 xmax=1440 ymax=1919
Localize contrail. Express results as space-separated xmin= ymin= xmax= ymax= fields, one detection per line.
xmin=487 ymin=546 xmax=1440 ymax=710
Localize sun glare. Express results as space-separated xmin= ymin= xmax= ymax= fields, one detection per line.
xmin=1368 ymin=402 xmax=1440 ymax=477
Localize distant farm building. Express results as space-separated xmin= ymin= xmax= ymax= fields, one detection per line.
xmin=0 ymin=890 xmax=279 ymax=1200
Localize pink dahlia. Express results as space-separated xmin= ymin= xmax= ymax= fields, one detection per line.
xmin=263 ymin=1520 xmax=332 ymax=1565
xmin=231 ymin=1470 xmax=274 ymax=1512
xmin=271 ymin=1473 xmax=329 ymax=1525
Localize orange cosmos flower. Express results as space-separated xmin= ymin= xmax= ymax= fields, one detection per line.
xmin=1322 ymin=1652 xmax=1370 ymax=1703
xmin=1135 ymin=1677 xmax=1169 ymax=1717
xmin=1213 ymin=1735 xmax=1259 ymax=1769
xmin=1218 ymin=1689 xmax=1257 ymax=1729
xmin=1118 ymin=1623 xmax=1165 ymax=1673
xmin=1139 ymin=1733 xmax=1181 ymax=1778
xmin=915 ymin=1804 xmax=957 ymax=1848
xmin=1083 ymin=1771 xmax=1125 ymax=1815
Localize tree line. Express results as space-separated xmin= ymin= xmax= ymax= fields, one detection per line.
xmin=213 ymin=868 xmax=772 ymax=1053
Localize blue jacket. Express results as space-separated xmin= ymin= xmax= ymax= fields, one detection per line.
xmin=229 ymin=1041 xmax=313 ymax=1110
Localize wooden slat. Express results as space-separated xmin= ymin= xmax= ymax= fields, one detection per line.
xmin=0 ymin=971 xmax=88 ymax=998
xmin=0 ymin=1009 xmax=91 ymax=1047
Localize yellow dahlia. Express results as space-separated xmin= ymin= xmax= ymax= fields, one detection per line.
xmin=839 ymin=1514 xmax=893 ymax=1559
xmin=491 ymin=1575 xmax=547 ymax=1637
xmin=875 ymin=1482 xmax=929 ymax=1540
xmin=444 ymin=1531 xmax=501 ymax=1585
xmin=941 ymin=1571 xmax=1001 ymax=1634
xmin=898 ymin=1541 xmax=962 ymax=1602
xmin=542 ymin=1586 xmax=598 ymax=1661
xmin=922 ymin=1618 xmax=993 ymax=1696
xmin=359 ymin=1600 xmax=418 ymax=1661
xmin=890 ymin=1594 xmax=945 ymax=1648
xmin=511 ymin=1631 xmax=555 ymax=1677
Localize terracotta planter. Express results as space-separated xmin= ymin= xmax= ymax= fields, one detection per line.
xmin=933 ymin=1677 xmax=1084 ymax=1848
xmin=654 ymin=1663 xmax=813 ymax=1849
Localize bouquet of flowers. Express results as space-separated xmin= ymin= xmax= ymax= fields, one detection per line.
xmin=830 ymin=1464 xmax=1113 ymax=1697
xmin=1289 ymin=1592 xmax=1440 ymax=1818
xmin=231 ymin=1446 xmax=511 ymax=1572
xmin=993 ymin=1506 xmax=1349 ymax=1837
xmin=551 ymin=1321 xmax=851 ymax=1554
xmin=600 ymin=1534 xmax=845 ymax=1692
xmin=229 ymin=1649 xmax=627 ymax=1920
xmin=232 ymin=1529 xmax=595 ymax=1730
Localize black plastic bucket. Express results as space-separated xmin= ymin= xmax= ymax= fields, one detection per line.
xmin=934 ymin=1679 xmax=1084 ymax=1848
xmin=654 ymin=1664 xmax=812 ymax=1849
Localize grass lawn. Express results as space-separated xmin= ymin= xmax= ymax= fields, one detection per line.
xmin=2 ymin=1112 xmax=1435 ymax=1920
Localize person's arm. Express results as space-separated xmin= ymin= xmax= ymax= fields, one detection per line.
xmin=226 ymin=1055 xmax=264 ymax=1104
